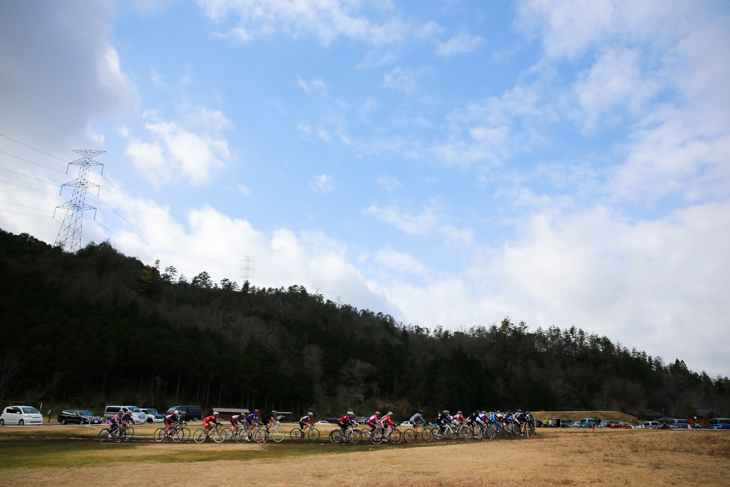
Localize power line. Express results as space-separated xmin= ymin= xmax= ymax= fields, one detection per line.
xmin=0 ymin=149 xmax=66 ymax=174
xmin=0 ymin=166 xmax=60 ymax=187
xmin=0 ymin=199 xmax=51 ymax=213
xmin=0 ymin=207 xmax=53 ymax=219
xmin=91 ymin=219 xmax=155 ymax=262
xmin=0 ymin=133 xmax=69 ymax=164
xmin=0 ymin=179 xmax=60 ymax=196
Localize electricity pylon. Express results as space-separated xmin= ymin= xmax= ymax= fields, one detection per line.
xmin=54 ymin=149 xmax=105 ymax=252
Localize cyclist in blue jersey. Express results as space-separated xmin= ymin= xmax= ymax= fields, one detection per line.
xmin=409 ymin=410 xmax=426 ymax=439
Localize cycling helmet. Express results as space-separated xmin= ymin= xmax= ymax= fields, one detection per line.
xmin=443 ymin=410 xmax=449 ymax=414
xmin=255 ymin=409 xmax=260 ymax=413
xmin=174 ymin=410 xmax=180 ymax=415
xmin=308 ymin=412 xmax=314 ymax=417
xmin=272 ymin=410 xmax=277 ymax=414
xmin=374 ymin=411 xmax=380 ymax=415
xmin=518 ymin=409 xmax=522 ymax=413
xmin=387 ymin=411 xmax=393 ymax=415
xmin=347 ymin=411 xmax=354 ymax=416
xmin=419 ymin=410 xmax=424 ymax=414
xmin=213 ymin=411 xmax=219 ymax=416
xmin=457 ymin=411 xmax=462 ymax=415
xmin=481 ymin=411 xmax=486 ymax=415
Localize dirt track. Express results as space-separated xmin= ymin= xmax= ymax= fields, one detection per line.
xmin=1 ymin=427 xmax=729 ymax=486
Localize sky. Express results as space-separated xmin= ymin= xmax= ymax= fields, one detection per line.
xmin=1 ymin=0 xmax=729 ymax=377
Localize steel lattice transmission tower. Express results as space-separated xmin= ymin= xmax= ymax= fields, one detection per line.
xmin=241 ymin=255 xmax=254 ymax=285
xmin=54 ymin=149 xmax=105 ymax=252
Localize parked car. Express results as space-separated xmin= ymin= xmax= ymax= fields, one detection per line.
xmin=0 ymin=406 xmax=43 ymax=425
xmin=639 ymin=421 xmax=661 ymax=429
xmin=710 ymin=418 xmax=730 ymax=430
xmin=140 ymin=408 xmax=163 ymax=423
xmin=610 ymin=421 xmax=633 ymax=429
xmin=580 ymin=418 xmax=601 ymax=428
xmin=315 ymin=420 xmax=331 ymax=425
xmin=103 ymin=405 xmax=147 ymax=423
xmin=57 ymin=409 xmax=103 ymax=425
xmin=399 ymin=421 xmax=413 ymax=427
xmin=165 ymin=405 xmax=203 ymax=421
xmin=668 ymin=419 xmax=688 ymax=429
xmin=569 ymin=421 xmax=581 ymax=428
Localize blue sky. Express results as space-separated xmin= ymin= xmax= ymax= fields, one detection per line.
xmin=1 ymin=0 xmax=729 ymax=377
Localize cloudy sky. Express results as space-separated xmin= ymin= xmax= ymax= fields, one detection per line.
xmin=1 ymin=0 xmax=729 ymax=376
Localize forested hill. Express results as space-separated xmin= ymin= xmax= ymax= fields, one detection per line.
xmin=1 ymin=229 xmax=728 ymax=419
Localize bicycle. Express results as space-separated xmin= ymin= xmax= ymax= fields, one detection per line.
xmin=432 ymin=422 xmax=459 ymax=441
xmin=264 ymin=421 xmax=286 ymax=443
xmin=154 ymin=426 xmax=183 ymax=442
xmin=98 ymin=426 xmax=126 ymax=443
xmin=371 ymin=425 xmax=402 ymax=444
xmin=193 ymin=423 xmax=225 ymax=443
xmin=290 ymin=425 xmax=321 ymax=441
xmin=402 ymin=423 xmax=433 ymax=443
xmin=329 ymin=424 xmax=362 ymax=444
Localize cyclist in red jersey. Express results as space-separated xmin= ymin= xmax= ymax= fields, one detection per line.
xmin=380 ymin=411 xmax=395 ymax=437
xmin=164 ymin=410 xmax=179 ymax=437
xmin=203 ymin=412 xmax=220 ymax=439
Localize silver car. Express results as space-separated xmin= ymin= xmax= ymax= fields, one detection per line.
xmin=0 ymin=406 xmax=43 ymax=425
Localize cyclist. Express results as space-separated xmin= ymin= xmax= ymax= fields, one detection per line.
xmin=409 ymin=410 xmax=426 ymax=439
xmin=380 ymin=411 xmax=395 ymax=440
xmin=452 ymin=410 xmax=467 ymax=427
xmin=467 ymin=410 xmax=483 ymax=437
xmin=119 ymin=409 xmax=134 ymax=434
xmin=230 ymin=411 xmax=246 ymax=437
xmin=246 ymin=409 xmax=262 ymax=442
xmin=337 ymin=411 xmax=355 ymax=443
xmin=298 ymin=412 xmax=314 ymax=433
xmin=164 ymin=410 xmax=179 ymax=437
xmin=262 ymin=410 xmax=277 ymax=432
xmin=436 ymin=410 xmax=451 ymax=436
xmin=489 ymin=410 xmax=501 ymax=434
xmin=514 ymin=409 xmax=527 ymax=437
xmin=108 ymin=410 xmax=124 ymax=434
xmin=202 ymin=411 xmax=220 ymax=440
xmin=366 ymin=411 xmax=381 ymax=434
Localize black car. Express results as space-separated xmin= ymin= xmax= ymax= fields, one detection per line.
xmin=57 ymin=409 xmax=103 ymax=425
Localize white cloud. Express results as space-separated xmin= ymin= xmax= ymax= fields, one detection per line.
xmin=309 ymin=174 xmax=334 ymax=193
xmin=374 ymin=247 xmax=426 ymax=277
xmin=363 ymin=199 xmax=473 ymax=246
xmin=377 ymin=175 xmax=401 ymax=193
xmin=435 ymin=30 xmax=485 ymax=57
xmin=197 ymin=0 xmax=406 ymax=45
xmin=382 ymin=66 xmax=433 ymax=96
xmin=124 ymin=108 xmax=232 ymax=187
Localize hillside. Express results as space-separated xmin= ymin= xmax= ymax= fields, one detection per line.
xmin=1 ymin=229 xmax=728 ymax=419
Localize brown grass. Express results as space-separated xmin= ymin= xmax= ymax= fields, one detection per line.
xmin=1 ymin=427 xmax=729 ymax=486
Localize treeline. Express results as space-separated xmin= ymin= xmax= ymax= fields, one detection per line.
xmin=0 ymin=229 xmax=728 ymax=419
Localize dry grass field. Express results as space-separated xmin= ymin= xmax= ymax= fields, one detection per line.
xmin=1 ymin=424 xmax=728 ymax=486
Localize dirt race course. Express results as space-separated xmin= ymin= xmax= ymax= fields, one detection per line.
xmin=1 ymin=425 xmax=729 ymax=486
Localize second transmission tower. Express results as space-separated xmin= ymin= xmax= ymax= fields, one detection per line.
xmin=54 ymin=149 xmax=105 ymax=252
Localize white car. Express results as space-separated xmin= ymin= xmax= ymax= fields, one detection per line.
xmin=399 ymin=421 xmax=412 ymax=426
xmin=0 ymin=406 xmax=44 ymax=425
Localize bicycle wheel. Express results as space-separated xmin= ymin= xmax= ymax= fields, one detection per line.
xmin=359 ymin=428 xmax=372 ymax=442
xmin=180 ymin=427 xmax=191 ymax=441
xmin=329 ymin=430 xmax=343 ymax=444
xmin=270 ymin=426 xmax=285 ymax=443
xmin=486 ymin=423 xmax=497 ymax=440
xmin=154 ymin=428 xmax=166 ymax=442
xmin=420 ymin=427 xmax=434 ymax=442
xmin=462 ymin=425 xmax=473 ymax=441
xmin=252 ymin=429 xmax=264 ymax=443
xmin=114 ymin=429 xmax=126 ymax=442
xmin=220 ymin=428 xmax=232 ymax=442
xmin=125 ymin=426 xmax=134 ymax=439
xmin=370 ymin=429 xmax=383 ymax=445
xmin=347 ymin=429 xmax=362 ymax=444
xmin=307 ymin=427 xmax=321 ymax=441
xmin=290 ymin=428 xmax=304 ymax=441
xmin=402 ymin=428 xmax=416 ymax=443
xmin=211 ymin=428 xmax=225 ymax=443
xmin=193 ymin=429 xmax=208 ymax=443
xmin=445 ymin=426 xmax=458 ymax=440
xmin=389 ymin=428 xmax=403 ymax=444
xmin=98 ymin=428 xmax=110 ymax=443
